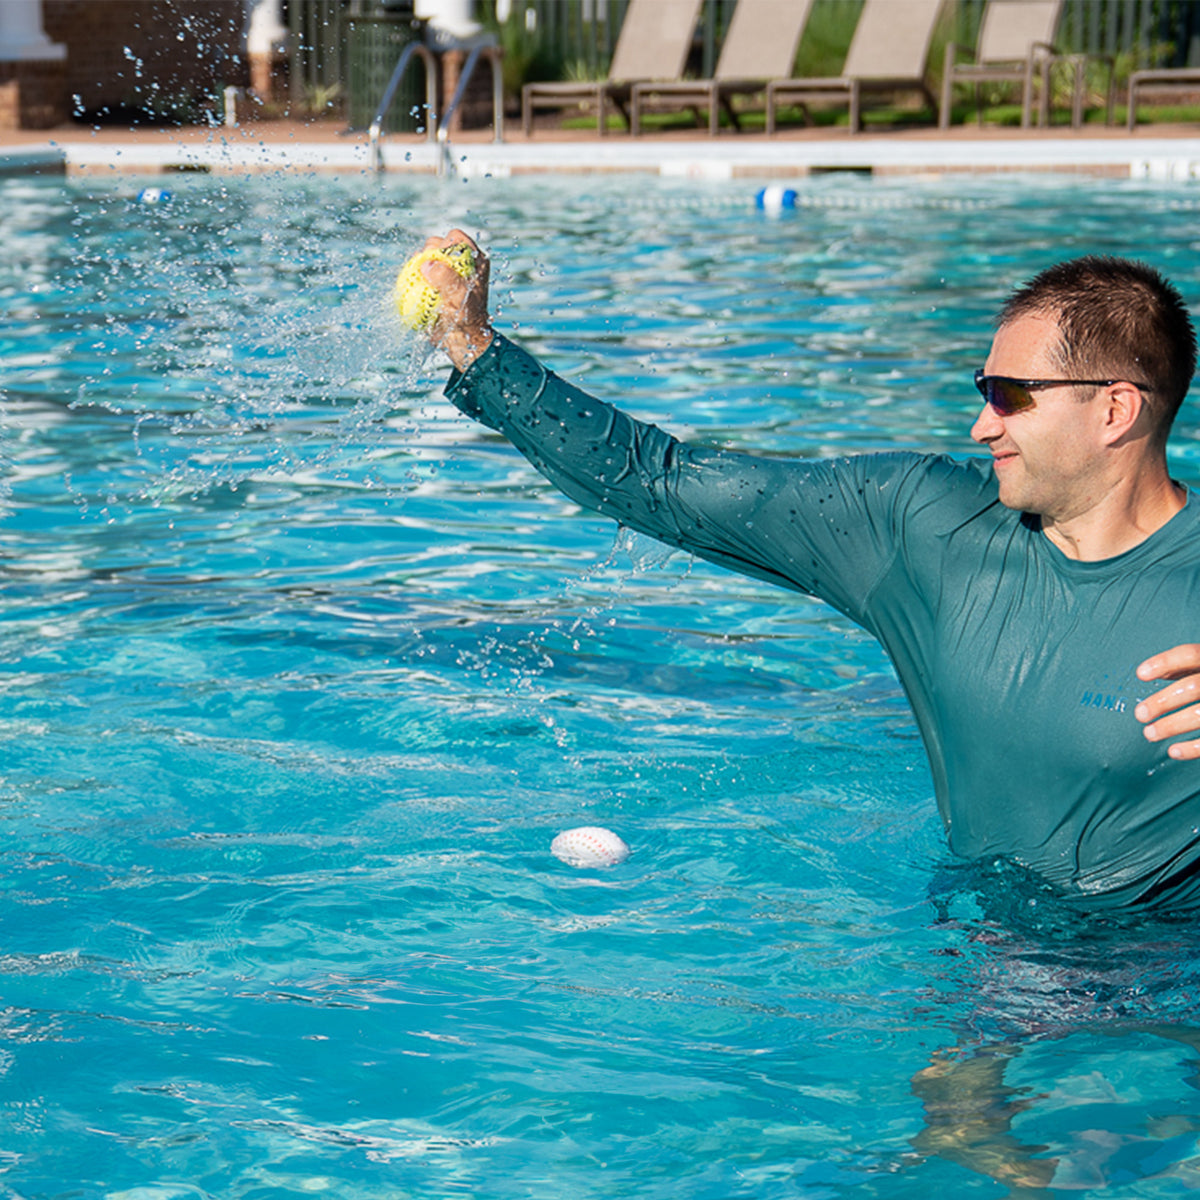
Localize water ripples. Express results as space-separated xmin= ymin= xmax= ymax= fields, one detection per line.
xmin=4 ymin=171 xmax=1200 ymax=1195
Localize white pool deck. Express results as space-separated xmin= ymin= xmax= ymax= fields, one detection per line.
xmin=4 ymin=118 xmax=1200 ymax=180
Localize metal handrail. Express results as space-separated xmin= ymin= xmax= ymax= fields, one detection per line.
xmin=368 ymin=41 xmax=438 ymax=172
xmin=435 ymin=44 xmax=505 ymax=177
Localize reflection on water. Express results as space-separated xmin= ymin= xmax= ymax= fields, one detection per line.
xmin=908 ymin=865 xmax=1200 ymax=1193
xmin=2 ymin=171 xmax=1200 ymax=1195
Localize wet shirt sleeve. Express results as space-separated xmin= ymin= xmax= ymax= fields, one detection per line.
xmin=445 ymin=333 xmax=936 ymax=629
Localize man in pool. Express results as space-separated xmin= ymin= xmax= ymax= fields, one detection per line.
xmin=413 ymin=231 xmax=1200 ymax=910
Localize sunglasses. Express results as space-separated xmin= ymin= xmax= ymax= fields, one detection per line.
xmin=973 ymin=371 xmax=1151 ymax=417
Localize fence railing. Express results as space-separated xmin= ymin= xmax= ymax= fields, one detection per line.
xmin=287 ymin=0 xmax=349 ymax=101
xmin=283 ymin=0 xmax=1200 ymax=110
xmin=954 ymin=0 xmax=1200 ymax=66
xmin=478 ymin=0 xmax=1200 ymax=74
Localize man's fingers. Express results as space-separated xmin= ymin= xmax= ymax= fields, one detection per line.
xmin=444 ymin=227 xmax=477 ymax=251
xmin=1137 ymin=643 xmax=1200 ymax=683
xmin=1132 ymin=645 xmax=1200 ymax=760
xmin=1142 ymin=698 xmax=1200 ymax=738
xmin=422 ymin=228 xmax=478 ymax=254
xmin=403 ymin=230 xmax=492 ymax=369
xmin=421 ymin=256 xmax=467 ymax=294
xmin=1135 ymin=674 xmax=1200 ymax=724
xmin=1166 ymin=738 xmax=1200 ymax=761
xmin=417 ymin=237 xmax=488 ymax=300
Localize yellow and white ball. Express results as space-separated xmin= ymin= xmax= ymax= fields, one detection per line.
xmin=393 ymin=243 xmax=475 ymax=332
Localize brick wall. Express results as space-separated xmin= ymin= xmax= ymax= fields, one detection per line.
xmin=43 ymin=0 xmax=246 ymax=121
xmin=0 ymin=57 xmax=70 ymax=130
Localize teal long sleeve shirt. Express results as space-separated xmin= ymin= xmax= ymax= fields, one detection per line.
xmin=446 ymin=333 xmax=1200 ymax=909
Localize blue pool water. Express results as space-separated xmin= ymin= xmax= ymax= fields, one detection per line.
xmin=4 ymin=169 xmax=1200 ymax=1197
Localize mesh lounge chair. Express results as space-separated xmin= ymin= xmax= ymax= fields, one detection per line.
xmin=940 ymin=0 xmax=1112 ymax=130
xmin=521 ymin=0 xmax=702 ymax=138
xmin=629 ymin=0 xmax=816 ymax=137
xmin=764 ymin=0 xmax=944 ymax=134
xmin=1127 ymin=66 xmax=1200 ymax=131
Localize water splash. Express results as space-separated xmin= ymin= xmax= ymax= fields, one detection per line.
xmin=46 ymin=181 xmax=450 ymax=513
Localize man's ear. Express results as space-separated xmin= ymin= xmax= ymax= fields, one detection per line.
xmin=1101 ymin=381 xmax=1148 ymax=446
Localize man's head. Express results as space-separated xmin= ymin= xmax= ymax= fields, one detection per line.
xmin=996 ymin=255 xmax=1196 ymax=448
xmin=973 ymin=257 xmax=1195 ymax=530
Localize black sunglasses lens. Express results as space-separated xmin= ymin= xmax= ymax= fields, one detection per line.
xmin=975 ymin=374 xmax=1034 ymax=416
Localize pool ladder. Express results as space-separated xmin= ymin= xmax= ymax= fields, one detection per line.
xmin=368 ymin=38 xmax=504 ymax=176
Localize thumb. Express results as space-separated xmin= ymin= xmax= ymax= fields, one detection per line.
xmin=421 ymin=257 xmax=467 ymax=297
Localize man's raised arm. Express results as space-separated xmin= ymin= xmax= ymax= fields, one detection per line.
xmin=399 ymin=229 xmax=916 ymax=622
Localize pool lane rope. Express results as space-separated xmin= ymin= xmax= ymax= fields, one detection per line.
xmin=554 ymin=188 xmax=1000 ymax=217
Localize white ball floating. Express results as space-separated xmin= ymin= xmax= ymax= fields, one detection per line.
xmin=754 ymin=185 xmax=797 ymax=213
xmin=551 ymin=826 xmax=630 ymax=869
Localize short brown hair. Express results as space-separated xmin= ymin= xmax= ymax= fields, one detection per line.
xmin=999 ymin=255 xmax=1196 ymax=444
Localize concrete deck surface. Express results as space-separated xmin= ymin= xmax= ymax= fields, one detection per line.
xmin=3 ymin=117 xmax=1200 ymax=178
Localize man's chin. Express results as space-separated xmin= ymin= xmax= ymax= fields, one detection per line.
xmin=995 ymin=483 xmax=1034 ymax=512
xmin=992 ymin=462 xmax=1027 ymax=510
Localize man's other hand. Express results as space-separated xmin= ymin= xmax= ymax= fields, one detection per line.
xmin=1137 ymin=645 xmax=1200 ymax=760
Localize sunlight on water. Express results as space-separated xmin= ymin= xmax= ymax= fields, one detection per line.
xmin=3 ymin=170 xmax=1200 ymax=1196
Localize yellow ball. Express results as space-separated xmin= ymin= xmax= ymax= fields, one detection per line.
xmin=393 ymin=244 xmax=475 ymax=332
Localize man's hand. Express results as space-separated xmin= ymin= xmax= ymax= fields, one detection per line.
xmin=1136 ymin=644 xmax=1200 ymax=760
xmin=419 ymin=229 xmax=493 ymax=371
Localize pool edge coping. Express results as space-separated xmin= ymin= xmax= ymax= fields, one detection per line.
xmin=6 ymin=129 xmax=1200 ymax=181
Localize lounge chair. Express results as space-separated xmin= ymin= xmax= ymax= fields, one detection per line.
xmin=629 ymin=0 xmax=816 ymax=137
xmin=939 ymin=0 xmax=1113 ymax=130
xmin=765 ymin=0 xmax=945 ymax=134
xmin=1127 ymin=66 xmax=1200 ymax=132
xmin=521 ymin=0 xmax=702 ymax=138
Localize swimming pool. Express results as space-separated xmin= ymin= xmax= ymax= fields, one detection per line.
xmin=4 ymin=169 xmax=1200 ymax=1197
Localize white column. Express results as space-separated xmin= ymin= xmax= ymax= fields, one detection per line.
xmin=246 ymin=0 xmax=287 ymax=58
xmin=245 ymin=0 xmax=287 ymax=103
xmin=0 ymin=0 xmax=65 ymax=62
xmin=415 ymin=0 xmax=482 ymax=41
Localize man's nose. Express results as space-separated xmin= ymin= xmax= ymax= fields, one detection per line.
xmin=970 ymin=401 xmax=1003 ymax=444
